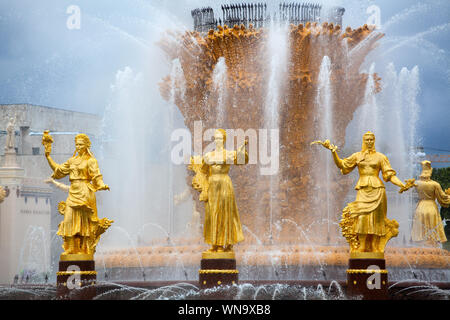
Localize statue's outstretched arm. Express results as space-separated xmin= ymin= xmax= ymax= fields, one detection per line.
xmin=311 ymin=140 xmax=343 ymax=169
xmin=389 ymin=175 xmax=404 ymax=188
xmin=330 ymin=149 xmax=344 ymax=170
xmin=88 ymin=159 xmax=110 ymax=191
xmin=44 ymin=177 xmax=70 ymax=192
xmin=235 ymin=140 xmax=249 ymax=165
xmin=395 ymin=177 xmax=416 ymax=193
xmin=174 ymin=188 xmax=191 ymax=205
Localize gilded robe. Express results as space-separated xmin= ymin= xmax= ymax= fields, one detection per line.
xmin=411 ymin=179 xmax=449 ymax=243
xmin=202 ymin=149 xmax=247 ymax=246
xmin=53 ymin=155 xmax=105 ymax=237
xmin=340 ymin=151 xmax=397 ymax=236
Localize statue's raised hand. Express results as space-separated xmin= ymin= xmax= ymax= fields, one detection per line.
xmin=399 ymin=179 xmax=417 ymax=194
xmin=310 ymin=139 xmax=338 ymax=152
xmin=97 ymin=184 xmax=110 ymax=191
xmin=42 ymin=130 xmax=53 ymax=156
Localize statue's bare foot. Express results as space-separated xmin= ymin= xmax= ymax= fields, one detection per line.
xmin=216 ymin=246 xmax=224 ymax=252
xmin=225 ymin=245 xmax=233 ymax=252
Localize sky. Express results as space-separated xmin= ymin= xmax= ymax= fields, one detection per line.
xmin=0 ymin=0 xmax=449 ymax=162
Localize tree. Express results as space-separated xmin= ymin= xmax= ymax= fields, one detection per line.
xmin=431 ymin=167 xmax=450 ymax=248
xmin=431 ymin=166 xmax=450 ymax=219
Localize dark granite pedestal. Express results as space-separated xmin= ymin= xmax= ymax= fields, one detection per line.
xmin=346 ymin=254 xmax=388 ymax=300
xmin=56 ymin=254 xmax=97 ymax=300
xmin=199 ymin=252 xmax=239 ymax=289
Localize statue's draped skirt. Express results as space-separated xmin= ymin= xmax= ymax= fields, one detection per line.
xmin=345 ymin=187 xmax=387 ymax=236
xmin=411 ymin=200 xmax=446 ymax=242
xmin=340 ymin=151 xmax=396 ymax=237
xmin=411 ymin=180 xmax=449 ymax=243
xmin=204 ymin=173 xmax=244 ymax=246
xmin=53 ymin=156 xmax=103 ymax=238
xmin=57 ymin=180 xmax=97 ymax=237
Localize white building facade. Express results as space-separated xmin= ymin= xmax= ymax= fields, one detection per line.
xmin=0 ymin=104 xmax=100 ymax=284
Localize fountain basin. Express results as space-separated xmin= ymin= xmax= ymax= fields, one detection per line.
xmin=97 ymin=243 xmax=450 ymax=283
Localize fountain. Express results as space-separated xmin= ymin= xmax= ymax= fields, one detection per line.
xmin=94 ymin=1 xmax=449 ymax=298
xmin=2 ymin=1 xmax=449 ymax=301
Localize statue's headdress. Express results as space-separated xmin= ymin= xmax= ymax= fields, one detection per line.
xmin=419 ymin=160 xmax=432 ymax=179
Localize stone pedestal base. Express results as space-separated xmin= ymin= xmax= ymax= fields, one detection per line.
xmin=56 ymin=259 xmax=97 ymax=300
xmin=2 ymin=149 xmax=19 ymax=168
xmin=199 ymin=252 xmax=238 ymax=289
xmin=346 ymin=258 xmax=388 ymax=300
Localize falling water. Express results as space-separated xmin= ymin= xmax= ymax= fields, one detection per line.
xmin=382 ymin=23 xmax=450 ymax=57
xmin=345 ymin=62 xmax=421 ymax=244
xmin=17 ymin=226 xmax=50 ymax=283
xmin=381 ymin=64 xmax=421 ymax=241
xmin=357 ymin=63 xmax=379 ymax=137
xmin=0 ymin=0 xmax=448 ymax=300
xmin=168 ymin=59 xmax=182 ymax=239
xmin=99 ymin=67 xmax=150 ymax=243
xmin=316 ymin=56 xmax=334 ymax=243
xmin=212 ymin=57 xmax=228 ymax=128
xmin=382 ymin=2 xmax=429 ymax=31
xmin=263 ymin=19 xmax=289 ymax=241
xmin=405 ymin=66 xmax=421 ymax=179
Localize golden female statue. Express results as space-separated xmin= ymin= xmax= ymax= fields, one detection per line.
xmin=43 ymin=132 xmax=113 ymax=259
xmin=312 ymin=131 xmax=415 ymax=257
xmin=189 ymin=129 xmax=248 ymax=255
xmin=411 ymin=160 xmax=450 ymax=246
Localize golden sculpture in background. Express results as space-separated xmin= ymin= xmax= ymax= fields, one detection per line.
xmin=312 ymin=132 xmax=416 ymax=258
xmin=174 ymin=187 xmax=202 ymax=239
xmin=43 ymin=132 xmax=113 ymax=260
xmin=189 ymin=129 xmax=248 ymax=258
xmin=411 ymin=160 xmax=450 ymax=246
xmin=44 ymin=178 xmax=70 ymax=216
xmin=0 ymin=186 xmax=6 ymax=203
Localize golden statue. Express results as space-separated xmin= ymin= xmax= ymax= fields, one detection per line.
xmin=411 ymin=160 xmax=450 ymax=246
xmin=43 ymin=132 xmax=113 ymax=260
xmin=189 ymin=129 xmax=248 ymax=256
xmin=0 ymin=186 xmax=6 ymax=203
xmin=312 ymin=131 xmax=415 ymax=258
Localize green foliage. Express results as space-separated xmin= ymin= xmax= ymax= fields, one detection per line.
xmin=431 ymin=166 xmax=450 ymax=190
